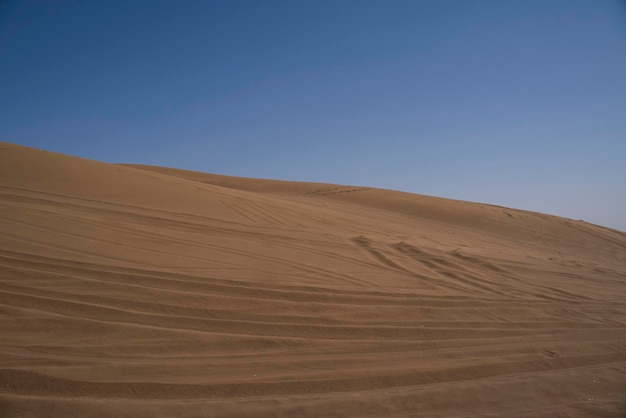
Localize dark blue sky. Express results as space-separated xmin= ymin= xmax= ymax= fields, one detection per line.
xmin=2 ymin=0 xmax=625 ymax=230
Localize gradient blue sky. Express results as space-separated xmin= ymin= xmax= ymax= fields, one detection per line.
xmin=2 ymin=0 xmax=625 ymax=230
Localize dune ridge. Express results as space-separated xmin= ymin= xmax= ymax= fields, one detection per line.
xmin=1 ymin=141 xmax=625 ymax=417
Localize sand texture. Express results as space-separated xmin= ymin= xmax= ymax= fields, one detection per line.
xmin=1 ymin=142 xmax=625 ymax=417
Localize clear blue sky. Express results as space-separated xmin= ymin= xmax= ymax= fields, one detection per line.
xmin=2 ymin=0 xmax=625 ymax=230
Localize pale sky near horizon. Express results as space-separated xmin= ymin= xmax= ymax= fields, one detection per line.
xmin=1 ymin=0 xmax=625 ymax=231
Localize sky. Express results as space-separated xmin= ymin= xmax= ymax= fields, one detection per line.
xmin=1 ymin=0 xmax=625 ymax=230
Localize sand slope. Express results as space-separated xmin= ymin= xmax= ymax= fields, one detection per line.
xmin=1 ymin=142 xmax=625 ymax=417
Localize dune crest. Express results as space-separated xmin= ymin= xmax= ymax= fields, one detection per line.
xmin=1 ymin=142 xmax=625 ymax=417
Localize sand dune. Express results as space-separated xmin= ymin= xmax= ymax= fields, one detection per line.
xmin=1 ymin=141 xmax=625 ymax=417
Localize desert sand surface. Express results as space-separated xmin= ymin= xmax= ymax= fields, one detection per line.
xmin=1 ymin=141 xmax=625 ymax=417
